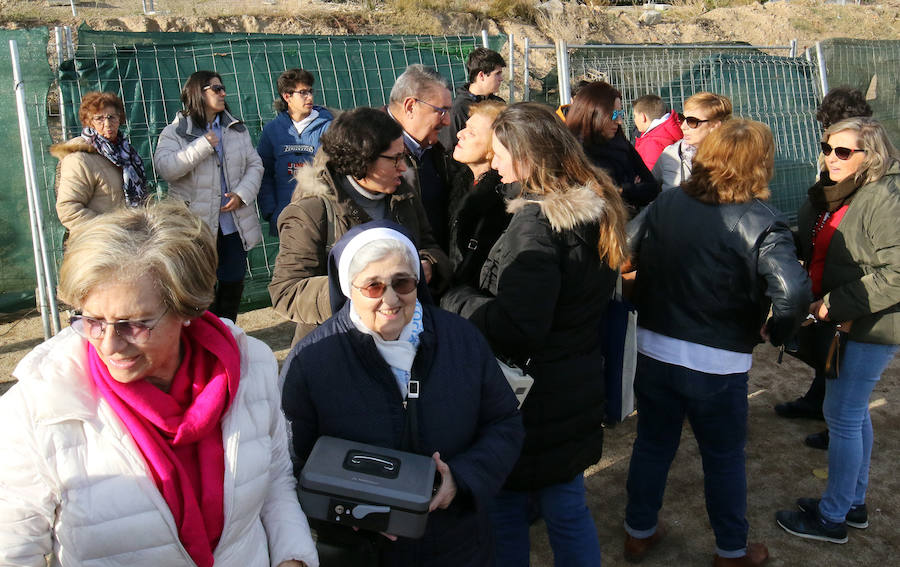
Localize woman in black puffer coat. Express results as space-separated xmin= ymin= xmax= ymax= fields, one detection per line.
xmin=442 ymin=102 xmax=629 ymax=567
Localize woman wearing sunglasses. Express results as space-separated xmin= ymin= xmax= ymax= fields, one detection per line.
xmin=652 ymin=91 xmax=732 ymax=192
xmin=0 ymin=201 xmax=318 ymax=567
xmin=776 ymin=117 xmax=900 ymax=544
xmin=269 ymin=107 xmax=448 ymax=346
xmin=566 ymin=81 xmax=660 ymax=214
xmin=154 ymin=70 xmax=263 ymax=324
xmin=281 ymin=221 xmax=524 ymax=566
xmin=51 ymin=91 xmax=148 ymax=234
xmin=442 ymin=103 xmax=629 ymax=565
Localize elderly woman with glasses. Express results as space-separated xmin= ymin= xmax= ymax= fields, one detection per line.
xmin=154 ymin=70 xmax=264 ymax=324
xmin=566 ymin=81 xmax=660 ymax=213
xmin=281 ymin=221 xmax=523 ymax=567
xmin=51 ymin=91 xmax=149 ymax=233
xmin=652 ymin=91 xmax=732 ymax=192
xmin=0 ymin=201 xmax=318 ymax=567
xmin=269 ymin=107 xmax=449 ymax=346
xmin=776 ymin=117 xmax=900 ymax=544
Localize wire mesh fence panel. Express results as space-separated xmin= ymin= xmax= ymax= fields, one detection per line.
xmin=564 ymin=46 xmax=822 ymax=220
xmin=47 ymin=27 xmax=504 ymax=310
xmin=809 ymin=38 xmax=900 ymax=148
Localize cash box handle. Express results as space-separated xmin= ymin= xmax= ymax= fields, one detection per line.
xmin=343 ymin=450 xmax=401 ymax=479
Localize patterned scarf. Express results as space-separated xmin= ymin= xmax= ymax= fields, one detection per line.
xmin=350 ymin=299 xmax=425 ymax=398
xmin=82 ymin=126 xmax=148 ymax=206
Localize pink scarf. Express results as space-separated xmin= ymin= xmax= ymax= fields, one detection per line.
xmin=87 ymin=311 xmax=240 ymax=567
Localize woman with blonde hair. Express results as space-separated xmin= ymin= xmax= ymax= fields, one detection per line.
xmin=0 ymin=201 xmax=317 ymax=567
xmin=623 ymin=119 xmax=810 ymax=566
xmin=776 ymin=117 xmax=900 ymax=544
xmin=442 ymin=102 xmax=628 ymax=566
xmin=447 ymin=99 xmax=511 ymax=285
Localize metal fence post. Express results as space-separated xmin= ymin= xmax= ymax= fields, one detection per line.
xmin=69 ymin=0 xmax=77 ymax=17
xmin=555 ymin=39 xmax=571 ymax=106
xmin=10 ymin=40 xmax=61 ymax=338
xmin=523 ymin=37 xmax=530 ymax=102
xmin=815 ymin=41 xmax=829 ymax=95
xmin=65 ymin=26 xmax=74 ymax=59
xmin=507 ymin=33 xmax=515 ymax=103
xmin=481 ymin=29 xmax=489 ymax=49
xmin=789 ymin=39 xmax=797 ymax=58
xmin=54 ymin=27 xmax=69 ymax=139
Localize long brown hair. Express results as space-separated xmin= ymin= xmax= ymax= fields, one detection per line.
xmin=566 ymin=81 xmax=622 ymax=146
xmin=492 ymin=102 xmax=628 ymax=268
xmin=682 ymin=119 xmax=773 ymax=204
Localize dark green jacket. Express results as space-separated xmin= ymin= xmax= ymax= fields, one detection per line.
xmin=798 ymin=161 xmax=900 ymax=344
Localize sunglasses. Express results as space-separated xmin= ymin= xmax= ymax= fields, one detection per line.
xmin=203 ymin=84 xmax=226 ymax=94
xmin=611 ymin=109 xmax=625 ymax=121
xmin=353 ymin=277 xmax=418 ymax=298
xmin=378 ymin=152 xmax=406 ymax=169
xmin=820 ymin=142 xmax=866 ymax=160
xmin=677 ymin=113 xmax=710 ymax=129
xmin=69 ymin=306 xmax=169 ymax=345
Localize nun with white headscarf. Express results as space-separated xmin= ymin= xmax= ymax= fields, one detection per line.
xmin=281 ymin=220 xmax=524 ymax=567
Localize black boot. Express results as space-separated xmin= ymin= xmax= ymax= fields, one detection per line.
xmin=212 ymin=280 xmax=244 ymax=323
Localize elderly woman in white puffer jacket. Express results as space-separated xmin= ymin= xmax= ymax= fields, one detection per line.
xmin=0 ymin=201 xmax=317 ymax=567
xmin=154 ymin=70 xmax=264 ymax=324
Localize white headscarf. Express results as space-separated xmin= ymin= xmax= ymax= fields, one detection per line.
xmin=337 ymin=227 xmax=421 ymax=298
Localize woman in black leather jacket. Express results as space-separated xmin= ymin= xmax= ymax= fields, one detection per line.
xmin=622 ymin=119 xmax=811 ymax=567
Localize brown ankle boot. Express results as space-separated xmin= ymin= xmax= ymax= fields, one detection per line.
xmin=712 ymin=542 xmax=769 ymax=566
xmin=624 ymin=523 xmax=666 ymax=563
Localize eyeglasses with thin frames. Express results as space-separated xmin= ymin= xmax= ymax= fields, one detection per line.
xmin=415 ymin=98 xmax=450 ymax=119
xmin=69 ymin=306 xmax=170 ymax=345
xmin=678 ymin=113 xmax=710 ymax=129
xmin=288 ymin=89 xmax=314 ymax=98
xmin=92 ymin=114 xmax=120 ymax=123
xmin=820 ymin=142 xmax=866 ymax=160
xmin=203 ymin=84 xmax=226 ymax=94
xmin=352 ymin=277 xmax=418 ymax=298
xmin=378 ymin=152 xmax=407 ymax=169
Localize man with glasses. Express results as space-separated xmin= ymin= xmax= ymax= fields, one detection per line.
xmin=652 ymin=92 xmax=732 ymax=192
xmin=387 ymin=64 xmax=454 ymax=251
xmin=257 ymin=68 xmax=334 ymax=237
xmin=438 ymin=47 xmax=506 ymax=153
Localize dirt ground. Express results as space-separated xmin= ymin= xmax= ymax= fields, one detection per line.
xmin=2 ymin=306 xmax=899 ymax=565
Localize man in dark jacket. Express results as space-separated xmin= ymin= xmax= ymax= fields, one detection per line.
xmin=438 ymin=47 xmax=506 ymax=153
xmin=387 ymin=64 xmax=455 ymax=252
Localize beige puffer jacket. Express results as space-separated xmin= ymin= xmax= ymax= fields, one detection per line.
xmin=154 ymin=110 xmax=263 ymax=251
xmin=50 ymin=137 xmax=127 ymax=232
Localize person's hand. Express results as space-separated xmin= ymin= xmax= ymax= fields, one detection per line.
xmin=221 ymin=192 xmax=244 ymax=212
xmin=276 ymin=561 xmax=307 ymax=567
xmin=204 ymin=131 xmax=219 ymax=148
xmin=421 ymin=259 xmax=433 ymax=284
xmin=809 ymin=299 xmax=830 ymax=322
xmin=428 ymin=452 xmax=457 ymax=512
xmin=351 ymin=525 xmax=397 ymax=541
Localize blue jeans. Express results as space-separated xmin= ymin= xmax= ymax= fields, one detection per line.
xmin=216 ymin=230 xmax=247 ymax=282
xmin=819 ymin=340 xmax=898 ymax=523
xmin=625 ymin=354 xmax=749 ymax=558
xmin=490 ymin=473 xmax=602 ymax=567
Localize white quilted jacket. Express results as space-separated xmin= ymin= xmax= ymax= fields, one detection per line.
xmin=0 ymin=323 xmax=318 ymax=567
xmin=154 ymin=110 xmax=264 ymax=251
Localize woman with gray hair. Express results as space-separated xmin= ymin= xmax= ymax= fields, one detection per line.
xmin=776 ymin=117 xmax=900 ymax=544
xmin=0 ymin=201 xmax=318 ymax=567
xmin=281 ymin=221 xmax=524 ymax=566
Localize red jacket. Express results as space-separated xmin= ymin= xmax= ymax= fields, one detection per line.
xmin=634 ymin=112 xmax=683 ymax=170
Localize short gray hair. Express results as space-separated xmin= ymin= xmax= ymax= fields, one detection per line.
xmin=389 ymin=64 xmax=449 ymax=105
xmin=347 ymin=239 xmax=419 ymax=286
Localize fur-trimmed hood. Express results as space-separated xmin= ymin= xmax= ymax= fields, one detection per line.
xmin=290 ymin=150 xmax=336 ymax=204
xmin=506 ymin=184 xmax=607 ymax=232
xmin=49 ymin=136 xmax=96 ymax=160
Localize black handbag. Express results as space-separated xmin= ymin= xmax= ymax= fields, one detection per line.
xmin=782 ymin=321 xmax=847 ymax=379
